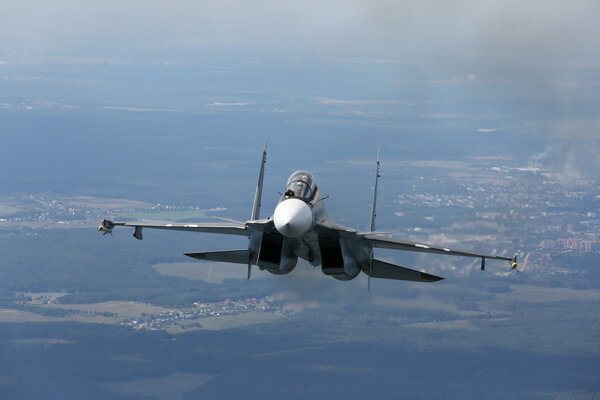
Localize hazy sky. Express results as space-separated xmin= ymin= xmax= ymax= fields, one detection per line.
xmin=3 ymin=1 xmax=599 ymax=50
xmin=2 ymin=1 xmax=599 ymax=178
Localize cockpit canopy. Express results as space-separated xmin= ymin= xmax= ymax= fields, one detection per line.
xmin=285 ymin=170 xmax=316 ymax=200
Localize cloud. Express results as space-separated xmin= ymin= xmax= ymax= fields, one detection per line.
xmin=102 ymin=106 xmax=184 ymax=113
xmin=542 ymin=119 xmax=600 ymax=140
xmin=4 ymin=0 xmax=600 ymax=63
xmin=360 ymin=0 xmax=600 ymax=56
xmin=477 ymin=128 xmax=497 ymax=133
xmin=313 ymin=97 xmax=405 ymax=106
xmin=207 ymin=102 xmax=253 ymax=107
xmin=510 ymin=119 xmax=600 ymax=181
xmin=418 ymin=113 xmax=459 ymax=119
xmin=528 ymin=141 xmax=600 ymax=182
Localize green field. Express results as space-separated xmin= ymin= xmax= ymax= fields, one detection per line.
xmin=0 ymin=205 xmax=24 ymax=216
xmin=152 ymin=262 xmax=248 ymax=283
xmin=105 ymin=373 xmax=214 ymax=400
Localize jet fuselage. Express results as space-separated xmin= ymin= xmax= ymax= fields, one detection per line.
xmin=265 ymin=170 xmax=371 ymax=280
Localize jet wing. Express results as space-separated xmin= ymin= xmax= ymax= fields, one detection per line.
xmin=316 ymin=224 xmax=447 ymax=282
xmin=99 ymin=219 xmax=249 ymax=239
xmin=359 ymin=233 xmax=513 ymax=262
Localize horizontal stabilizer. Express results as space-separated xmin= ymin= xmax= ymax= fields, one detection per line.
xmin=365 ymin=259 xmax=443 ymax=283
xmin=184 ymin=249 xmax=249 ymax=265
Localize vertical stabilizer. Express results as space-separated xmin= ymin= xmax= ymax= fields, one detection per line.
xmin=368 ymin=149 xmax=380 ymax=290
xmin=251 ymin=141 xmax=268 ymax=221
xmin=370 ymin=148 xmax=380 ymax=232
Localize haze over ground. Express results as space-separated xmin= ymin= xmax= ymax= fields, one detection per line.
xmin=1 ymin=1 xmax=599 ymax=399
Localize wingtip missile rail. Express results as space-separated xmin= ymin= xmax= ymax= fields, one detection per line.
xmin=98 ymin=219 xmax=115 ymax=236
xmin=511 ymin=255 xmax=518 ymax=270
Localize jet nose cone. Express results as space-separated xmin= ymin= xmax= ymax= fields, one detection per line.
xmin=273 ymin=199 xmax=313 ymax=238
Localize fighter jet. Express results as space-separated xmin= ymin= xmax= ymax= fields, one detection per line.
xmin=100 ymin=145 xmax=517 ymax=285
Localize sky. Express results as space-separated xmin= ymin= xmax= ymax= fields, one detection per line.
xmin=1 ymin=0 xmax=599 ymax=209
xmin=2 ymin=1 xmax=599 ymax=184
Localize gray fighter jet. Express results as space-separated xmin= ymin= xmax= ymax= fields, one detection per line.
xmin=100 ymin=146 xmax=517 ymax=285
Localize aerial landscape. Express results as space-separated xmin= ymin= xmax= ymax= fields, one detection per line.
xmin=1 ymin=1 xmax=599 ymax=399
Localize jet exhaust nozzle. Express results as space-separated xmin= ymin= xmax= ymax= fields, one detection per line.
xmin=273 ymin=198 xmax=312 ymax=238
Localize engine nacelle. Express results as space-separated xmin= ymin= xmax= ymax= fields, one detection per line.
xmin=256 ymin=232 xmax=297 ymax=275
xmin=318 ymin=235 xmax=361 ymax=281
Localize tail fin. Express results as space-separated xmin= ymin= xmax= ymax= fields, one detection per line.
xmin=366 ymin=259 xmax=443 ymax=282
xmin=370 ymin=148 xmax=380 ymax=232
xmin=368 ymin=149 xmax=381 ymax=290
xmin=250 ymin=141 xmax=267 ymax=221
xmin=185 ymin=250 xmax=249 ymax=264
